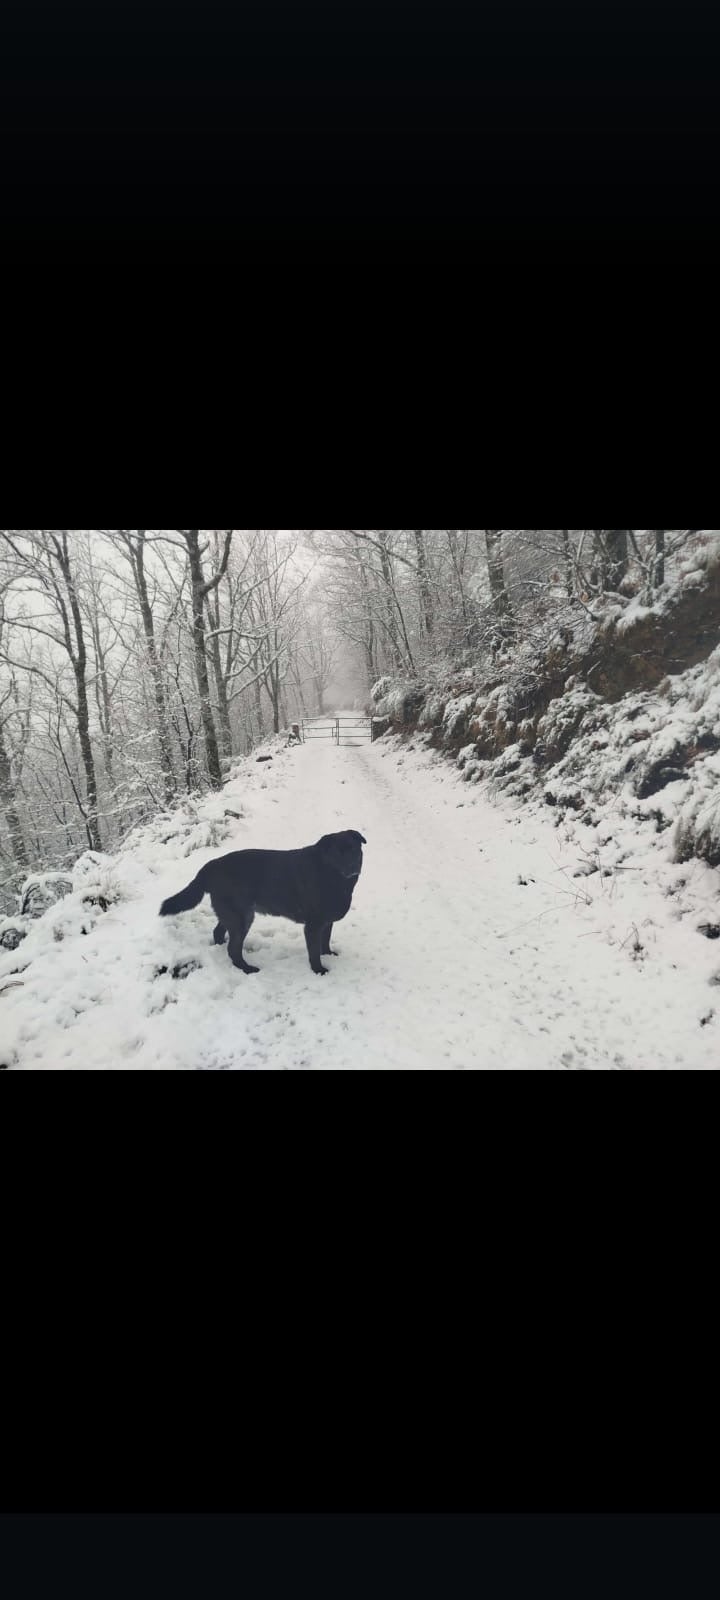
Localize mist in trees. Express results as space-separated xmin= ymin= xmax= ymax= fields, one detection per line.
xmin=0 ymin=529 xmax=700 ymax=910
xmin=0 ymin=531 xmax=318 ymax=906
xmin=309 ymin=529 xmax=699 ymax=691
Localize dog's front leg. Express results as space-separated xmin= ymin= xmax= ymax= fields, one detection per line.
xmin=305 ymin=923 xmax=329 ymax=976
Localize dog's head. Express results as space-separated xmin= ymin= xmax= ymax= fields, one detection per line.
xmin=316 ymin=831 xmax=367 ymax=880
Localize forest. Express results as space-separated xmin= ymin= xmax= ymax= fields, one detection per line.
xmin=0 ymin=530 xmax=706 ymax=913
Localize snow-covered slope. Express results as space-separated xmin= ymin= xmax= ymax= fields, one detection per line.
xmin=1 ymin=728 xmax=719 ymax=1069
xmin=372 ymin=534 xmax=720 ymax=889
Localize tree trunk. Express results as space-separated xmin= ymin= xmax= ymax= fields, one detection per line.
xmin=378 ymin=532 xmax=403 ymax=669
xmin=353 ymin=534 xmax=377 ymax=688
xmin=447 ymin=530 xmax=471 ymax=642
xmin=133 ymin=535 xmax=177 ymax=807
xmin=414 ymin=529 xmax=434 ymax=637
xmin=561 ymin=530 xmax=574 ymax=596
xmin=604 ymin=529 xmax=629 ymax=591
xmin=270 ymin=660 xmax=281 ymax=734
xmin=72 ymin=661 xmax=102 ymax=852
xmin=594 ymin=530 xmax=629 ymax=592
xmin=0 ymin=728 xmax=29 ymax=870
xmin=254 ymin=677 xmax=265 ymax=742
xmin=55 ymin=536 xmax=102 ymax=852
xmin=183 ymin=532 xmax=225 ymax=789
xmin=484 ymin=530 xmax=515 ymax=636
xmin=290 ymin=658 xmax=309 ymax=719
xmin=654 ymin=530 xmax=666 ymax=588
xmin=205 ymin=592 xmax=233 ymax=762
xmin=92 ymin=624 xmax=116 ymax=796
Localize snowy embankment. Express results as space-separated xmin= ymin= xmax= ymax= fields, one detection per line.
xmin=1 ymin=727 xmax=719 ymax=1068
xmin=373 ymin=534 xmax=720 ymax=881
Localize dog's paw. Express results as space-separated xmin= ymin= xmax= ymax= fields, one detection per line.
xmin=314 ymin=965 xmax=329 ymax=977
xmin=243 ymin=964 xmax=260 ymax=975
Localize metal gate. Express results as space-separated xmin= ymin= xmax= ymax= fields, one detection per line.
xmin=336 ymin=716 xmax=372 ymax=747
xmin=302 ymin=717 xmax=372 ymax=747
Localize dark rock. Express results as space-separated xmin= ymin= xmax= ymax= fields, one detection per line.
xmin=637 ymin=762 xmax=690 ymax=799
xmin=580 ymin=560 xmax=720 ymax=699
xmin=676 ymin=813 xmax=720 ymax=869
xmin=83 ymin=895 xmax=109 ymax=913
xmin=379 ymin=683 xmax=429 ymax=728
xmin=633 ymin=808 xmax=674 ymax=833
xmin=20 ymin=875 xmax=74 ymax=919
xmin=155 ymin=960 xmax=203 ymax=980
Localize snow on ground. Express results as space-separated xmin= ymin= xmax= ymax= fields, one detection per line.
xmin=1 ymin=725 xmax=719 ymax=1069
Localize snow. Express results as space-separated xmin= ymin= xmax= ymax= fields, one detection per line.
xmin=443 ymin=694 xmax=475 ymax=737
xmin=20 ymin=873 xmax=75 ymax=918
xmin=1 ymin=725 xmax=719 ymax=1069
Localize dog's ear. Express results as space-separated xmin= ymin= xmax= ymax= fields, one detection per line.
xmin=355 ymin=833 xmax=367 ymax=846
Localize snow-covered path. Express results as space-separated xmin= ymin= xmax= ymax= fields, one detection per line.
xmin=2 ymin=732 xmax=719 ymax=1068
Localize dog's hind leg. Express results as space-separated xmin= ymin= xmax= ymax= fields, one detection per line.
xmin=305 ymin=923 xmax=329 ymax=976
xmin=321 ymin=924 xmax=339 ymax=957
xmin=213 ymin=923 xmax=228 ymax=946
xmin=228 ymin=910 xmax=260 ymax=975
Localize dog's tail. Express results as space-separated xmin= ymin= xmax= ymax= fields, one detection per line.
xmin=159 ymin=866 xmax=208 ymax=919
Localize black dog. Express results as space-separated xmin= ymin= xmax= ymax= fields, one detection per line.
xmin=159 ymin=831 xmax=367 ymax=976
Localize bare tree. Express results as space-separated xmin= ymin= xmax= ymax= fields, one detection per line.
xmin=604 ymin=530 xmax=629 ymax=591
xmin=0 ymin=603 xmax=30 ymax=874
xmin=0 ymin=532 xmax=103 ymax=851
xmin=484 ymin=530 xmax=515 ymax=637
xmin=590 ymin=530 xmax=630 ymax=593
xmin=179 ymin=530 xmax=235 ymax=789
xmin=413 ymin=529 xmax=435 ymax=638
xmin=299 ymin=612 xmax=338 ymax=715
xmin=111 ymin=531 xmax=179 ymax=805
xmin=561 ymin=530 xmax=575 ymax=597
xmin=247 ymin=534 xmax=306 ymax=734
